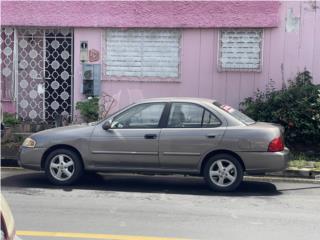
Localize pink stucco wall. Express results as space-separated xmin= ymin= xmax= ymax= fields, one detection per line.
xmin=1 ymin=0 xmax=280 ymax=28
xmin=1 ymin=1 xmax=319 ymax=115
xmin=74 ymin=28 xmax=102 ymax=104
xmin=1 ymin=101 xmax=15 ymax=114
xmin=73 ymin=1 xmax=320 ymax=112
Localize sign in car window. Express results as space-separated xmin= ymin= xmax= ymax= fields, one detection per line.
xmin=213 ymin=102 xmax=255 ymax=125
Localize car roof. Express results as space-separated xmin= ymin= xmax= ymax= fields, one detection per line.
xmin=136 ymin=97 xmax=217 ymax=104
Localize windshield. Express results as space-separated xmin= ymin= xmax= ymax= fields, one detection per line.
xmin=213 ymin=101 xmax=255 ymax=125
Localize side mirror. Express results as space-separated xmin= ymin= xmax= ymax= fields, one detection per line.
xmin=102 ymin=120 xmax=112 ymax=131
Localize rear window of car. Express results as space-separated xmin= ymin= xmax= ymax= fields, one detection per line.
xmin=213 ymin=102 xmax=255 ymax=125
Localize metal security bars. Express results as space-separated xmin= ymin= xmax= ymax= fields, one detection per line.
xmin=15 ymin=28 xmax=73 ymax=123
xmin=105 ymin=29 xmax=181 ymax=79
xmin=1 ymin=28 xmax=16 ymax=101
xmin=218 ymin=29 xmax=263 ymax=71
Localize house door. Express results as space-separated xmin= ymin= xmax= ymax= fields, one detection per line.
xmin=16 ymin=28 xmax=73 ymax=123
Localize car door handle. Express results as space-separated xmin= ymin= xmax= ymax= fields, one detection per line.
xmin=144 ymin=134 xmax=157 ymax=139
xmin=206 ymin=134 xmax=216 ymax=139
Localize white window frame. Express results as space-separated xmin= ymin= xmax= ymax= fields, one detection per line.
xmin=217 ymin=28 xmax=263 ymax=72
xmin=103 ymin=28 xmax=181 ymax=82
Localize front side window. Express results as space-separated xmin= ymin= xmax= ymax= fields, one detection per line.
xmin=112 ymin=103 xmax=165 ymax=129
xmin=167 ymin=103 xmax=221 ymax=128
xmin=219 ymin=29 xmax=263 ymax=71
xmin=105 ymin=29 xmax=181 ymax=79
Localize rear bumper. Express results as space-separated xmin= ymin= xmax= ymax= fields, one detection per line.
xmin=18 ymin=147 xmax=46 ymax=170
xmin=238 ymin=147 xmax=290 ymax=174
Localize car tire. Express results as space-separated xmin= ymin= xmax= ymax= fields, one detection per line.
xmin=45 ymin=149 xmax=83 ymax=185
xmin=203 ymin=154 xmax=243 ymax=192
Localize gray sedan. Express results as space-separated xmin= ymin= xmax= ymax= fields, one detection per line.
xmin=19 ymin=98 xmax=289 ymax=191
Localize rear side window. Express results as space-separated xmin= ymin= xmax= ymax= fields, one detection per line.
xmin=213 ymin=102 xmax=255 ymax=125
xmin=202 ymin=110 xmax=221 ymax=128
xmin=167 ymin=103 xmax=221 ymax=128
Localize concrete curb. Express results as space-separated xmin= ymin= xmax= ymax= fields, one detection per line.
xmin=244 ymin=176 xmax=320 ymax=184
xmin=264 ymin=169 xmax=320 ymax=181
xmin=283 ymin=168 xmax=320 ymax=178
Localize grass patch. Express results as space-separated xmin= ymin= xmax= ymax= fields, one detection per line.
xmin=314 ymin=162 xmax=320 ymax=170
xmin=288 ymin=160 xmax=308 ymax=169
xmin=288 ymin=152 xmax=320 ymax=170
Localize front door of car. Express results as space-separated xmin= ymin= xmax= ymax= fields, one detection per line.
xmin=90 ymin=102 xmax=166 ymax=168
xmin=159 ymin=102 xmax=226 ymax=171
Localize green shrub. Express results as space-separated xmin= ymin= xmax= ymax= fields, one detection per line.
xmin=2 ymin=112 xmax=20 ymax=126
xmin=314 ymin=162 xmax=320 ymax=170
xmin=76 ymin=97 xmax=99 ymax=123
xmin=240 ymin=71 xmax=320 ymax=149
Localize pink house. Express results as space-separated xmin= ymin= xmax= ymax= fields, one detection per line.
xmin=1 ymin=0 xmax=319 ymax=123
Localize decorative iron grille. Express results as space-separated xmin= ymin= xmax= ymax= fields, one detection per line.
xmin=1 ymin=27 xmax=15 ymax=101
xmin=16 ymin=28 xmax=73 ymax=123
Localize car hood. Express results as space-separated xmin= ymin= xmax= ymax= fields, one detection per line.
xmin=32 ymin=124 xmax=93 ymax=135
xmin=29 ymin=123 xmax=97 ymax=147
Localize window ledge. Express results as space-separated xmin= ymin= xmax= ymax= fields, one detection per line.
xmin=102 ymin=76 xmax=181 ymax=83
xmin=217 ymin=68 xmax=262 ymax=73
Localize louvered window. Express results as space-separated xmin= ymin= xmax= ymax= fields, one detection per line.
xmin=105 ymin=29 xmax=181 ymax=79
xmin=219 ymin=29 xmax=263 ymax=71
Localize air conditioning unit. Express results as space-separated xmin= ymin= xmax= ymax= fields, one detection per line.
xmin=82 ymin=64 xmax=101 ymax=96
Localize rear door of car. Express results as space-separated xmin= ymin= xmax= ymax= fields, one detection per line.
xmin=159 ymin=102 xmax=227 ymax=171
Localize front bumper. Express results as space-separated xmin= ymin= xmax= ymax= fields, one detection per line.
xmin=18 ymin=147 xmax=46 ymax=170
xmin=238 ymin=147 xmax=290 ymax=174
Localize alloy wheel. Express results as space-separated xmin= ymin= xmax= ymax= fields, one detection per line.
xmin=49 ymin=154 xmax=75 ymax=181
xmin=209 ymin=159 xmax=237 ymax=187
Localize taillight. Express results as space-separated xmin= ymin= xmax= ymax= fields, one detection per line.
xmin=268 ymin=137 xmax=284 ymax=152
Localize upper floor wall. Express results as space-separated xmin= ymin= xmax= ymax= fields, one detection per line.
xmin=1 ymin=0 xmax=280 ymax=28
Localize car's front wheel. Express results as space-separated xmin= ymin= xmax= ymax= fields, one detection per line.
xmin=45 ymin=149 xmax=83 ymax=185
xmin=203 ymin=154 xmax=243 ymax=192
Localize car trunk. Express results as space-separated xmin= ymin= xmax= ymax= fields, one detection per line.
xmin=248 ymin=122 xmax=284 ymax=136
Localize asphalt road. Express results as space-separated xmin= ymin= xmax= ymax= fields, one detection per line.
xmin=1 ymin=168 xmax=320 ymax=240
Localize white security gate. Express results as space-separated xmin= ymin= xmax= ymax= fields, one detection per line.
xmin=17 ymin=29 xmax=46 ymax=122
xmin=1 ymin=27 xmax=73 ymax=123
xmin=17 ymin=28 xmax=73 ymax=123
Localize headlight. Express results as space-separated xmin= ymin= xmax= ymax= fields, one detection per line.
xmin=22 ymin=137 xmax=36 ymax=148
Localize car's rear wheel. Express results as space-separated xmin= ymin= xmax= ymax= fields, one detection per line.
xmin=203 ymin=154 xmax=243 ymax=192
xmin=45 ymin=149 xmax=83 ymax=185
